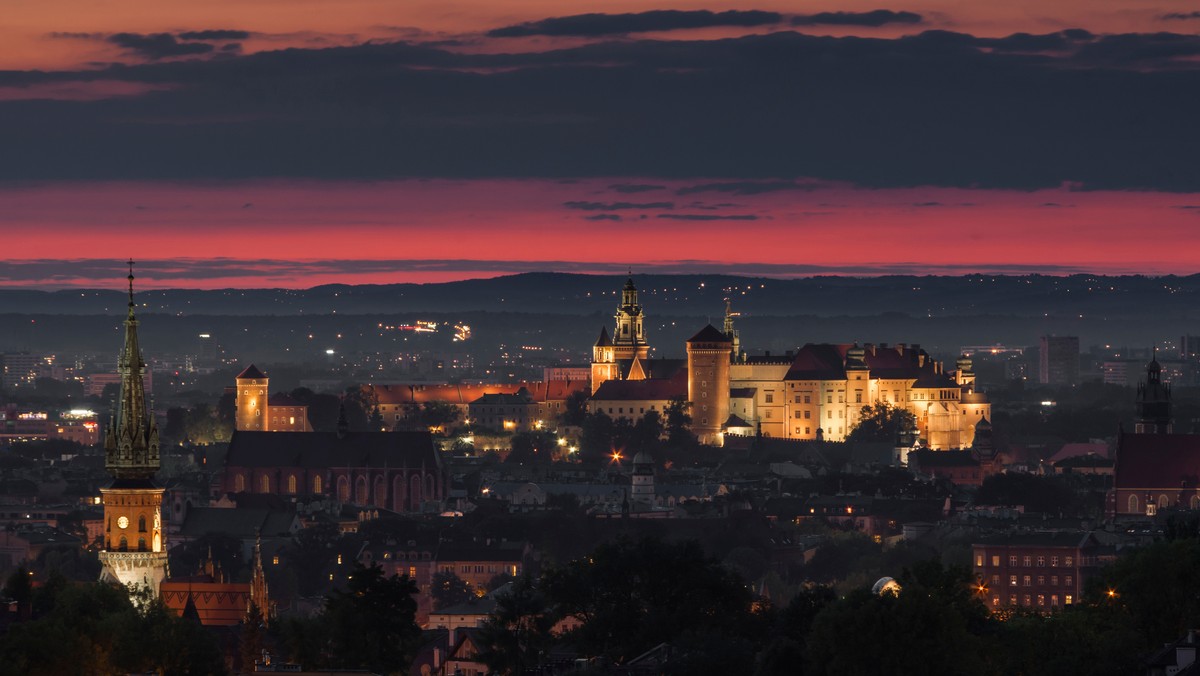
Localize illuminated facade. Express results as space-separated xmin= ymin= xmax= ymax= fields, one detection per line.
xmin=586 ymin=280 xmax=989 ymax=450
xmin=235 ymin=364 xmax=311 ymax=432
xmin=98 ymin=262 xmax=169 ymax=596
xmin=591 ymin=277 xmax=651 ymax=394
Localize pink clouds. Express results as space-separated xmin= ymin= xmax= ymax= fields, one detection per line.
xmin=0 ymin=178 xmax=1196 ymax=288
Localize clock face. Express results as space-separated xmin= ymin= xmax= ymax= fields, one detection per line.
xmin=117 ymin=516 xmax=129 ymax=529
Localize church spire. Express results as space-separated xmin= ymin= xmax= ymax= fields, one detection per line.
xmin=106 ymin=260 xmax=160 ymax=478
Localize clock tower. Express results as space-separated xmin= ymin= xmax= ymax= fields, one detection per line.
xmin=98 ymin=261 xmax=169 ymax=597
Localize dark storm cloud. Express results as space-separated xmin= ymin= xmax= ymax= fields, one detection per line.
xmin=564 ymin=201 xmax=674 ymax=210
xmin=1162 ymin=12 xmax=1200 ymax=20
xmin=657 ymin=214 xmax=759 ymax=221
xmin=791 ymin=10 xmax=923 ymax=27
xmin=583 ymin=214 xmax=622 ymax=221
xmin=177 ymin=30 xmax=252 ymax=41
xmin=108 ymin=33 xmax=215 ymax=59
xmin=609 ymin=183 xmax=666 ymax=193
xmin=3 ymin=29 xmax=1200 ymax=190
xmin=487 ymin=10 xmax=783 ymax=38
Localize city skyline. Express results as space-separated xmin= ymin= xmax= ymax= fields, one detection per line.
xmin=3 ymin=1 xmax=1198 ymax=287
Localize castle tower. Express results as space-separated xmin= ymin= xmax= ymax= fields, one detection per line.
xmin=1135 ymin=354 xmax=1172 ymax=434
xmin=99 ymin=261 xmax=169 ymax=598
xmin=611 ymin=276 xmax=649 ymax=362
xmin=687 ymin=324 xmax=732 ymax=446
xmin=955 ymin=354 xmax=976 ymax=391
xmin=236 ymin=364 xmax=269 ymax=431
xmin=630 ymin=451 xmax=655 ymax=504
xmin=590 ymin=327 xmax=620 ymax=394
xmin=723 ymin=297 xmax=741 ymax=362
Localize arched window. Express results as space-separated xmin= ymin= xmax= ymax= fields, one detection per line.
xmin=356 ymin=477 xmax=369 ymax=505
xmin=374 ymin=476 xmax=387 ymax=508
xmin=393 ymin=476 xmax=407 ymax=513
xmin=425 ymin=474 xmax=436 ymax=501
xmin=261 ymin=475 xmax=271 ymax=493
xmin=410 ymin=474 xmax=423 ymax=511
xmin=138 ymin=515 xmax=146 ymax=532
xmin=137 ymin=537 xmax=147 ymax=552
xmin=313 ymin=474 xmax=323 ymax=494
xmin=235 ymin=474 xmax=245 ymax=492
xmin=337 ymin=476 xmax=350 ymax=502
xmin=1128 ymin=494 xmax=1138 ymax=513
xmin=119 ymin=536 xmax=128 ymax=552
xmin=288 ymin=475 xmax=297 ymax=494
xmin=1192 ymin=495 xmax=1200 ymax=510
xmin=1160 ymin=494 xmax=1170 ymax=508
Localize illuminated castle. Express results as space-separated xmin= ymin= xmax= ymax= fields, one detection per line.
xmin=235 ymin=364 xmax=311 ymax=432
xmin=98 ymin=261 xmax=169 ymax=596
xmin=588 ymin=278 xmax=990 ymax=450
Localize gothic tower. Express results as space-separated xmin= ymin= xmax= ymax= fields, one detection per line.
xmin=611 ymin=276 xmax=649 ymax=362
xmin=236 ymin=364 xmax=269 ymax=431
xmin=99 ymin=261 xmax=169 ymax=597
xmin=723 ymin=297 xmax=741 ymax=362
xmin=687 ymin=324 xmax=732 ymax=446
xmin=1135 ymin=354 xmax=1173 ymax=434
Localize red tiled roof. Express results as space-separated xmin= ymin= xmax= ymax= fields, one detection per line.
xmin=592 ymin=378 xmax=686 ymax=402
xmin=372 ymin=380 xmax=587 ymax=405
xmin=1115 ymin=433 xmax=1200 ymax=489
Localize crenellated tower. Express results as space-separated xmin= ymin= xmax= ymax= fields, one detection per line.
xmin=99 ymin=261 xmax=169 ymax=598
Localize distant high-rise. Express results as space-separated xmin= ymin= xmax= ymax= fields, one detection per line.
xmin=1039 ymin=336 xmax=1080 ymax=386
xmin=1182 ymin=335 xmax=1200 ymax=362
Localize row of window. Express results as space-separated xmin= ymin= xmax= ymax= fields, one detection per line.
xmin=993 ymin=594 xmax=1073 ymax=608
xmin=977 ymin=554 xmax=1076 ymax=568
xmin=1004 ymin=574 xmax=1074 ymax=587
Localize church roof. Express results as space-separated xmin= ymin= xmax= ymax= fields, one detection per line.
xmin=267 ymin=392 xmax=305 ymax=407
xmin=225 ymin=429 xmax=440 ymax=470
xmin=687 ymin=324 xmax=730 ymax=344
xmin=595 ymin=327 xmax=612 ymax=347
xmin=592 ymin=378 xmax=686 ymax=402
xmin=372 ymin=380 xmax=586 ymax=405
xmin=724 ymin=414 xmax=752 ymax=428
xmin=1115 ymin=433 xmax=1200 ymax=489
xmin=237 ymin=364 xmax=267 ymax=380
xmin=471 ymin=388 xmax=536 ymax=406
xmin=179 ymin=507 xmax=298 ymax=539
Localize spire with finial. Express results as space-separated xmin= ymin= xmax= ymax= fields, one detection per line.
xmin=106 ymin=260 xmax=159 ymax=477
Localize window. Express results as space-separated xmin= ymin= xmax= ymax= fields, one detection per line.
xmin=1023 ymin=595 xmax=1031 ymax=606
xmin=794 ymin=395 xmax=802 ymax=404
xmin=804 ymin=411 xmax=811 ymax=419
xmin=314 ymin=475 xmax=323 ymax=493
xmin=975 ymin=554 xmax=983 ymax=567
xmin=804 ymin=395 xmax=811 ymax=404
xmin=409 ymin=566 xmax=417 ymax=578
xmin=804 ymin=427 xmax=810 ymax=434
xmin=1023 ymin=575 xmax=1031 ymax=587
xmin=288 ymin=475 xmax=297 ymax=494
xmin=992 ymin=555 xmax=1000 ymax=566
xmin=1037 ymin=576 xmax=1045 ymax=585
xmin=1065 ymin=595 xmax=1073 ymax=605
xmin=261 ymin=475 xmax=270 ymax=493
xmin=138 ymin=515 xmax=146 ymax=532
xmin=1009 ymin=555 xmax=1017 ymax=566
xmin=1051 ymin=576 xmax=1058 ymax=586
xmin=1037 ymin=556 xmax=1045 ymax=567
xmin=765 ymin=393 xmax=774 ymax=404
xmin=1065 ymin=576 xmax=1073 ymax=586
xmin=1023 ymin=556 xmax=1031 ymax=567
xmin=855 ymin=392 xmax=863 ymax=403
xmin=1009 ymin=575 xmax=1017 ymax=587
xmin=1010 ymin=595 xmax=1017 ymax=606
xmin=1037 ymin=595 xmax=1045 ymax=607
xmin=795 ymin=410 xmax=803 ymax=419
xmin=992 ymin=596 xmax=1000 ymax=607
xmin=1064 ymin=557 xmax=1074 ymax=567
xmin=827 ymin=395 xmax=832 ymax=404
xmin=1051 ymin=595 xmax=1059 ymax=606
xmin=1128 ymin=494 xmax=1139 ymax=513
xmin=235 ymin=475 xmax=246 ymax=492
xmin=1050 ymin=556 xmax=1058 ymax=567
xmin=991 ymin=575 xmax=1000 ymax=585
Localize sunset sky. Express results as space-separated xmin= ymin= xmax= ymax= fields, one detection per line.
xmin=3 ymin=1 xmax=1199 ymax=288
